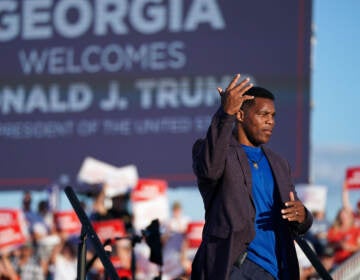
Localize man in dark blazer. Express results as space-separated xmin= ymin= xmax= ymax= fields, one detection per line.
xmin=191 ymin=74 xmax=313 ymax=280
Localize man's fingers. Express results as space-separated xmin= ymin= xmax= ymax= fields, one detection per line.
xmin=289 ymin=191 xmax=295 ymax=201
xmin=226 ymin=74 xmax=241 ymax=91
xmin=282 ymin=192 xmax=305 ymax=222
xmin=225 ymin=73 xmax=252 ymax=94
xmin=233 ymin=77 xmax=251 ymax=91
xmin=243 ymin=95 xmax=254 ymax=102
xmin=284 ymin=191 xmax=296 ymax=207
xmin=241 ymin=83 xmax=253 ymax=96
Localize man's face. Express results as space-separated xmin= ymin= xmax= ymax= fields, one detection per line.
xmin=241 ymin=97 xmax=276 ymax=146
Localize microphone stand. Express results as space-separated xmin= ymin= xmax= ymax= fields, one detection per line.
xmin=294 ymin=234 xmax=333 ymax=280
xmin=85 ymin=239 xmax=112 ymax=276
xmin=77 ymin=227 xmax=87 ymax=280
xmin=64 ymin=186 xmax=120 ymax=280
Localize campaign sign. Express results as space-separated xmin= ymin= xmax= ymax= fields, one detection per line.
xmin=182 ymin=221 xmax=205 ymax=268
xmin=92 ymin=219 xmax=126 ymax=243
xmin=54 ymin=210 xmax=81 ymax=235
xmin=0 ymin=209 xmax=28 ymax=251
xmin=346 ymin=167 xmax=360 ymax=189
xmin=185 ymin=221 xmax=205 ymax=249
xmin=131 ymin=178 xmax=169 ymax=231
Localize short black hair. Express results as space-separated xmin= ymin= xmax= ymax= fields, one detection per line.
xmin=241 ymin=86 xmax=275 ymax=109
xmin=245 ymin=86 xmax=275 ymax=99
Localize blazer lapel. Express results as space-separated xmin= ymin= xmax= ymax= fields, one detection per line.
xmin=262 ymin=146 xmax=288 ymax=203
xmin=231 ymin=137 xmax=254 ymax=205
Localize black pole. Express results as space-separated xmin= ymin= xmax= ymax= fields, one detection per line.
xmin=64 ymin=186 xmax=120 ymax=280
xmin=104 ymin=249 xmax=111 ymax=280
xmin=77 ymin=227 xmax=87 ymax=280
xmin=294 ymin=234 xmax=333 ymax=280
xmin=85 ymin=239 xmax=112 ymax=273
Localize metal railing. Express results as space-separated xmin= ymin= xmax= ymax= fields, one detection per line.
xmin=331 ymin=251 xmax=360 ymax=280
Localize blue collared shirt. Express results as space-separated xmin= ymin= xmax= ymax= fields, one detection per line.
xmin=242 ymin=144 xmax=281 ymax=280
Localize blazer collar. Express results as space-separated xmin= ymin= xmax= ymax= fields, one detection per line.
xmin=231 ymin=138 xmax=289 ymax=204
xmin=262 ymin=146 xmax=288 ymax=203
xmin=231 ymin=136 xmax=253 ymax=197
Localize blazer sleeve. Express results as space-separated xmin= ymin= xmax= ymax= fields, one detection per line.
xmin=290 ymin=206 xmax=313 ymax=235
xmin=192 ymin=107 xmax=236 ymax=182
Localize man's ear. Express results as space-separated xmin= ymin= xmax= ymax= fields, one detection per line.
xmin=236 ymin=110 xmax=244 ymax=122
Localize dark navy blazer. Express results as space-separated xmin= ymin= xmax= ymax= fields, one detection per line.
xmin=191 ymin=108 xmax=313 ymax=280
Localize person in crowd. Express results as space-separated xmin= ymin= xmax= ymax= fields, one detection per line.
xmin=37 ymin=200 xmax=55 ymax=234
xmin=32 ymin=200 xmax=55 ymax=244
xmin=295 ymin=240 xmax=315 ymax=280
xmin=342 ymin=180 xmax=360 ymax=227
xmin=306 ymin=244 xmax=336 ymax=280
xmin=31 ymin=200 xmax=61 ymax=278
xmin=165 ymin=201 xmax=190 ymax=235
xmin=0 ymin=252 xmax=18 ymax=280
xmin=110 ymin=239 xmax=133 ymax=279
xmin=161 ymin=201 xmax=191 ymax=279
xmin=86 ymin=239 xmax=132 ymax=279
xmin=191 ymin=74 xmax=313 ymax=280
xmin=49 ymin=238 xmax=77 ymax=280
xmin=22 ymin=191 xmax=40 ymax=233
xmin=297 ymin=241 xmax=336 ymax=280
xmin=161 ymin=202 xmax=189 ymax=279
xmin=110 ymin=193 xmax=133 ymax=233
xmin=305 ymin=209 xmax=330 ymax=255
xmin=90 ymin=186 xmax=110 ymax=219
xmin=11 ymin=242 xmax=44 ymax=280
xmin=20 ymin=194 xmax=53 ymax=278
xmin=327 ymin=207 xmax=360 ymax=264
xmin=90 ymin=184 xmax=133 ymax=233
xmin=179 ymin=235 xmax=197 ymax=279
xmin=22 ymin=191 xmax=32 ymax=213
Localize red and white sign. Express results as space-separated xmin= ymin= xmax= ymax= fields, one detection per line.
xmin=54 ymin=211 xmax=81 ymax=235
xmin=183 ymin=221 xmax=205 ymax=267
xmin=131 ymin=179 xmax=169 ymax=231
xmin=185 ymin=221 xmax=205 ymax=249
xmin=131 ymin=179 xmax=167 ymax=201
xmin=0 ymin=209 xmax=28 ymax=252
xmin=346 ymin=167 xmax=360 ymax=189
xmin=92 ymin=219 xmax=126 ymax=243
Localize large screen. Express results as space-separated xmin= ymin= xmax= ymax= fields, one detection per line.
xmin=0 ymin=0 xmax=312 ymax=189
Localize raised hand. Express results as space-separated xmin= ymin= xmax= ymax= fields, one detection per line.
xmin=217 ymin=74 xmax=253 ymax=115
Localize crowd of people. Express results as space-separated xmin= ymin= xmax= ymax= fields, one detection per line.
xmin=0 ymin=187 xmax=196 ymax=280
xmin=0 ymin=182 xmax=360 ymax=280
xmin=298 ymin=181 xmax=360 ymax=279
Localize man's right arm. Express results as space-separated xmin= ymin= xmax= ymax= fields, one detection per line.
xmin=192 ymin=107 xmax=236 ymax=182
xmin=192 ymin=74 xmax=253 ymax=182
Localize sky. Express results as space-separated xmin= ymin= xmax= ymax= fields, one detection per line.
xmin=311 ymin=0 xmax=360 ymax=148
xmin=301 ymin=0 xmax=360 ymax=221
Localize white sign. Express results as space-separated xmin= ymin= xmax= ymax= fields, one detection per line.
xmin=77 ymin=157 xmax=138 ymax=197
xmin=296 ymin=184 xmax=328 ymax=212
